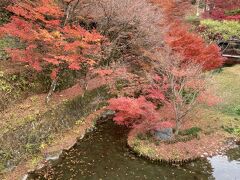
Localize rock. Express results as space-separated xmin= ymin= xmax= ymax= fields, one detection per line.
xmin=46 ymin=151 xmax=61 ymax=161
xmin=154 ymin=128 xmax=173 ymax=141
xmin=101 ymin=110 xmax=115 ymax=118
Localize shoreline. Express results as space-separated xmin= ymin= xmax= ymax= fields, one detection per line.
xmin=127 ymin=128 xmax=239 ymax=165
xmin=2 ymin=108 xmax=106 ymax=180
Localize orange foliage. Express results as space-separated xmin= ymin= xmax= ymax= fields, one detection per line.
xmin=0 ymin=0 xmax=104 ymax=79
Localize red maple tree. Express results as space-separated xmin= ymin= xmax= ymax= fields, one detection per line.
xmin=0 ymin=0 xmax=103 ymax=72
xmin=0 ymin=0 xmax=104 ymax=101
xmin=166 ymin=24 xmax=224 ymax=70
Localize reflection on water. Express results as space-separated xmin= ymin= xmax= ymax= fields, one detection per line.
xmin=208 ymin=147 xmax=240 ymax=180
xmin=28 ymin=121 xmax=240 ymax=180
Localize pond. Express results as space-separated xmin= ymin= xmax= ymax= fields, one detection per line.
xmin=27 ymin=121 xmax=240 ymax=180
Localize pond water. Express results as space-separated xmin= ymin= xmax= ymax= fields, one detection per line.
xmin=27 ymin=121 xmax=240 ymax=180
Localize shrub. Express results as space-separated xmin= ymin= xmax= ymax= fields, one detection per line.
xmin=178 ymin=127 xmax=202 ymax=137
xmin=186 ymin=15 xmax=200 ymax=25
xmin=166 ymin=24 xmax=224 ymax=70
xmin=200 ymin=19 xmax=240 ymax=40
xmin=77 ymin=0 xmax=163 ymax=65
xmin=108 ymin=96 xmax=158 ymax=127
xmin=0 ymin=0 xmax=104 ymax=102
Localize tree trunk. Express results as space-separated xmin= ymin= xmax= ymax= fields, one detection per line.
xmin=174 ymin=120 xmax=181 ymax=135
xmin=196 ymin=0 xmax=200 ymax=16
xmin=63 ymin=0 xmax=80 ymax=26
xmin=45 ymin=78 xmax=58 ymax=104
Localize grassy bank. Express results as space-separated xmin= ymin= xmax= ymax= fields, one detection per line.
xmin=0 ymin=85 xmax=113 ymax=173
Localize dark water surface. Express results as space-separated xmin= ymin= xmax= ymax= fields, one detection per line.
xmin=28 ymin=121 xmax=240 ymax=180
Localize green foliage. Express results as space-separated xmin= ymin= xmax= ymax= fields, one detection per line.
xmin=223 ymin=126 xmax=240 ymax=136
xmin=186 ymin=15 xmax=200 ymax=25
xmin=212 ymin=68 xmax=223 ymax=74
xmin=0 ymin=71 xmax=31 ymax=93
xmin=25 ymin=143 xmax=40 ymax=154
xmin=30 ymin=156 xmax=43 ymax=167
xmin=198 ymin=1 xmax=206 ymax=9
xmin=115 ymin=79 xmax=129 ymax=91
xmin=200 ymin=19 xmax=240 ymax=40
xmin=136 ymin=132 xmax=152 ymax=141
xmin=225 ymin=9 xmax=240 ymax=16
xmin=233 ymin=105 xmax=240 ymax=116
xmin=179 ymin=127 xmax=202 ymax=137
xmin=0 ymin=71 xmax=33 ymax=111
xmin=181 ymin=90 xmax=198 ymax=104
xmin=35 ymin=66 xmax=80 ymax=93
xmin=0 ymin=7 xmax=11 ymax=25
xmin=132 ymin=140 xmax=156 ymax=158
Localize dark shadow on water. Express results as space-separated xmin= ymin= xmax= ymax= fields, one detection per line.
xmin=27 ymin=121 xmax=240 ymax=180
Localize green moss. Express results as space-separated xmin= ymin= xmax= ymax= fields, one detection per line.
xmin=115 ymin=79 xmax=129 ymax=91
xmin=0 ymin=66 xmax=83 ymax=111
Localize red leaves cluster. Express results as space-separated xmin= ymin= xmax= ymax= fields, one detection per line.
xmin=108 ymin=96 xmax=158 ymax=127
xmin=166 ymin=24 xmax=224 ymax=71
xmin=6 ymin=0 xmax=63 ymax=26
xmin=0 ymin=0 xmax=104 ymax=79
